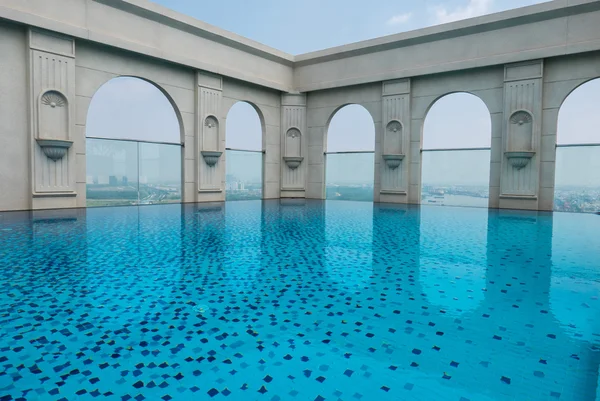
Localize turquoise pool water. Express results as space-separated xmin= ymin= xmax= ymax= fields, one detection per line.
xmin=0 ymin=200 xmax=598 ymax=400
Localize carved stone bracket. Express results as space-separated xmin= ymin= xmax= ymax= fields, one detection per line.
xmin=382 ymin=154 xmax=405 ymax=170
xmin=505 ymin=151 xmax=535 ymax=170
xmin=283 ymin=156 xmax=303 ymax=170
xmin=201 ymin=150 xmax=222 ymax=167
xmin=36 ymin=139 xmax=73 ymax=161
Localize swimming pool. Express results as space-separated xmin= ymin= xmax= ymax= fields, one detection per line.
xmin=0 ymin=200 xmax=598 ymax=401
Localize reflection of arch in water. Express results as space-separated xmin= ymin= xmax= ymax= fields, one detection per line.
xmin=419 ymin=207 xmax=488 ymax=315
xmin=371 ymin=204 xmax=424 ymax=300
xmin=550 ymin=211 xmax=600 ymax=342
xmin=324 ymin=201 xmax=374 ymax=289
xmin=221 ymin=201 xmax=263 ymax=288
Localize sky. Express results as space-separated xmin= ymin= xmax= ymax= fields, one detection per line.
xmin=86 ymin=0 xmax=599 ymax=187
xmin=149 ymin=0 xmax=549 ymax=55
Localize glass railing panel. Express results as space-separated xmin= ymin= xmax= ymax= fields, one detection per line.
xmin=325 ymin=152 xmax=374 ymax=202
xmin=139 ymin=142 xmax=182 ymax=205
xmin=86 ymin=138 xmax=139 ymax=207
xmin=554 ymin=145 xmax=600 ymax=213
xmin=421 ymin=149 xmax=490 ymax=208
xmin=225 ymin=149 xmax=263 ymax=201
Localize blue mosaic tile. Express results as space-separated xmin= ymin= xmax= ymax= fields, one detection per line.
xmin=0 ymin=200 xmax=598 ymax=400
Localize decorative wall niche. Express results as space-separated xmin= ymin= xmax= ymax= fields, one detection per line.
xmin=506 ymin=110 xmax=535 ymax=170
xmin=500 ymin=64 xmax=542 ymax=202
xmin=380 ymin=82 xmax=410 ymax=197
xmin=201 ymin=115 xmax=222 ymax=167
xmin=281 ymin=93 xmax=307 ymax=194
xmin=284 ymin=127 xmax=303 ymax=170
xmin=197 ymin=79 xmax=223 ymax=193
xmin=36 ymin=90 xmax=72 ymax=162
xmin=383 ymin=120 xmax=404 ymax=169
xmin=29 ymin=36 xmax=77 ymax=199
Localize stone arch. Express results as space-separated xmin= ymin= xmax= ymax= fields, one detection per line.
xmin=325 ymin=104 xmax=376 ymax=152
xmin=420 ymin=92 xmax=492 ymax=208
xmin=556 ymin=78 xmax=600 ymax=145
xmin=224 ymin=100 xmax=266 ymax=151
xmin=556 ymin=77 xmax=600 ymax=116
xmin=224 ymin=101 xmax=265 ymax=200
xmin=324 ymin=103 xmax=378 ymax=151
xmin=85 ymin=76 xmax=185 ymax=144
xmin=325 ymin=104 xmax=376 ymax=201
xmin=84 ymin=76 xmax=184 ymax=206
xmin=421 ymin=91 xmax=492 ymax=149
xmin=553 ymin=78 xmax=600 ymax=212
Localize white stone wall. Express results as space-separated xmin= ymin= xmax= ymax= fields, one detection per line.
xmin=0 ymin=0 xmax=294 ymax=92
xmin=0 ymin=22 xmax=30 ymax=211
xmin=294 ymin=1 xmax=600 ymax=92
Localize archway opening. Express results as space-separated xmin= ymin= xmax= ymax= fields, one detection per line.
xmin=325 ymin=104 xmax=375 ymax=201
xmin=225 ymin=102 xmax=263 ymax=201
xmin=85 ymin=77 xmax=182 ymax=207
xmin=421 ymin=93 xmax=491 ymax=208
xmin=554 ymin=78 xmax=600 ymax=213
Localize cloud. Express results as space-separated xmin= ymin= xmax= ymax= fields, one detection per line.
xmin=387 ymin=12 xmax=413 ymax=25
xmin=432 ymin=0 xmax=493 ymax=24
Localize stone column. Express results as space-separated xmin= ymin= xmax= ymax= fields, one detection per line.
xmin=28 ymin=29 xmax=78 ymax=210
xmin=499 ymin=60 xmax=544 ymax=210
xmin=280 ymin=93 xmax=307 ymax=198
xmin=380 ymin=79 xmax=411 ymax=204
xmin=196 ymin=71 xmax=225 ymax=202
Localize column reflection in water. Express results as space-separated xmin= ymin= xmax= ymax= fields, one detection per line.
xmin=554 ymin=146 xmax=600 ymax=213
xmin=325 ymin=153 xmax=374 ymax=201
xmin=32 ymin=209 xmax=88 ymax=309
xmin=421 ymin=149 xmax=490 ymax=208
xmin=86 ymin=138 xmax=139 ymax=206
xmin=225 ymin=150 xmax=262 ymax=201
